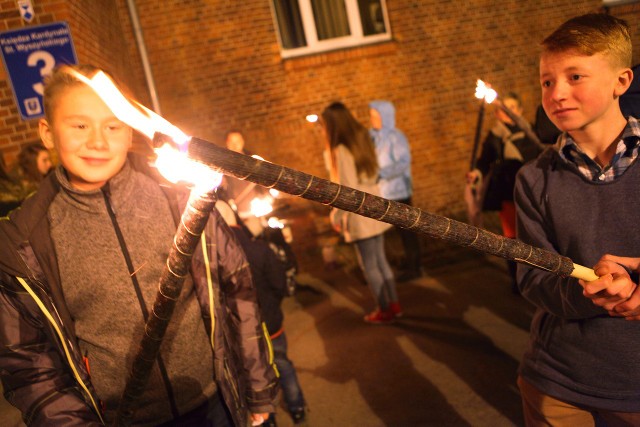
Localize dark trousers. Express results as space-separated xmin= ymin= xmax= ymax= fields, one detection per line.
xmin=396 ymin=197 xmax=422 ymax=273
xmin=157 ymin=392 xmax=234 ymax=427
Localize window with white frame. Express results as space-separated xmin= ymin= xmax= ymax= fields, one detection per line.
xmin=271 ymin=0 xmax=392 ymax=58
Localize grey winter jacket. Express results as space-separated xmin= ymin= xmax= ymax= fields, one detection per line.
xmin=0 ymin=154 xmax=278 ymax=426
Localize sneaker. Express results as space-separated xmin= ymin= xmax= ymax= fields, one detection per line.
xmin=364 ymin=309 xmax=394 ymax=324
xmin=389 ymin=302 xmax=403 ymax=318
xmin=291 ymin=408 xmax=305 ymax=424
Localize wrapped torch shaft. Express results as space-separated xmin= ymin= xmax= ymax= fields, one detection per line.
xmin=470 ymin=101 xmax=485 ymax=171
xmin=186 ymin=136 xmax=597 ymax=281
xmin=115 ymin=189 xmax=217 ymax=425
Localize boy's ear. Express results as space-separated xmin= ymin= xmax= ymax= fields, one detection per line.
xmin=614 ymin=67 xmax=633 ymax=97
xmin=39 ymin=118 xmax=55 ymax=150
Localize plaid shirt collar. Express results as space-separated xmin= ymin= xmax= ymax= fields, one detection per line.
xmin=556 ymin=116 xmax=640 ymax=182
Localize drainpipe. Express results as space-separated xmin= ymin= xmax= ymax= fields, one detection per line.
xmin=126 ymin=0 xmax=161 ymax=114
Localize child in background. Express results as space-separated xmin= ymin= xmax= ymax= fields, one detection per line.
xmin=215 ymin=200 xmax=306 ymax=425
xmin=0 ymin=154 xmax=24 ymax=216
xmin=515 ymin=13 xmax=640 ymax=425
xmin=321 ymin=101 xmax=401 ymax=324
xmin=12 ymin=141 xmax=53 ymax=195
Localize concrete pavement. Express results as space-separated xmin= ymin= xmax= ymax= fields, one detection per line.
xmin=273 ymin=251 xmax=532 ymax=427
xmin=1 ymin=250 xmax=533 ymax=427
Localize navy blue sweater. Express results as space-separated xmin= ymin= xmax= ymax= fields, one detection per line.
xmin=515 ymin=147 xmax=640 ymax=411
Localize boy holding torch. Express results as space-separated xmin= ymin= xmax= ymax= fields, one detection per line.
xmin=515 ymin=14 xmax=640 ymax=424
xmin=0 ymin=65 xmax=277 ymax=426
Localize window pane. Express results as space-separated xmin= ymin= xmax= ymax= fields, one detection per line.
xmin=311 ymin=0 xmax=350 ymax=41
xmin=358 ymin=0 xmax=386 ymax=35
xmin=273 ymin=0 xmax=307 ymax=49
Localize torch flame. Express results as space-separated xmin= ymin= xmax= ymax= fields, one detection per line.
xmin=250 ymin=197 xmax=274 ymax=218
xmin=68 ymin=69 xmax=221 ymax=193
xmin=154 ymin=144 xmax=222 ymax=194
xmin=267 ymin=217 xmax=284 ymax=229
xmin=475 ymin=79 xmax=497 ymax=104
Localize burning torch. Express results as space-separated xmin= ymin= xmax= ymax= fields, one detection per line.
xmin=465 ymin=80 xmax=497 ymax=226
xmin=471 ymin=80 xmax=497 ymax=171
xmin=77 ymin=69 xmax=598 ymax=422
xmin=81 ymin=70 xmax=598 ymax=282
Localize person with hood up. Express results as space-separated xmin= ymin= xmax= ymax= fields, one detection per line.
xmin=369 ymin=100 xmax=423 ymax=282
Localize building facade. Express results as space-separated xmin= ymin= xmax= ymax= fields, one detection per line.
xmin=1 ymin=0 xmax=639 ymax=260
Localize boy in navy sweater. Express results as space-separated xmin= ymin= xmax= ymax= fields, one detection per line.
xmin=515 ymin=13 xmax=640 ymax=425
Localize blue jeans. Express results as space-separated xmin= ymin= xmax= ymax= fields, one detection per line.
xmin=272 ymin=332 xmax=305 ymax=413
xmin=354 ymin=234 xmax=398 ymax=310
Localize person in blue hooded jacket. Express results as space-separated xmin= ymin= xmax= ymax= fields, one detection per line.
xmin=369 ymin=100 xmax=423 ymax=281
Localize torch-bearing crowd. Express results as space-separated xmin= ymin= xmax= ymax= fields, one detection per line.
xmin=1 ymin=11 xmax=640 ymax=427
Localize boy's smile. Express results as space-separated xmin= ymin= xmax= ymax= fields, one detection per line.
xmin=39 ymin=84 xmax=132 ymax=192
xmin=539 ymin=50 xmax=631 ymax=144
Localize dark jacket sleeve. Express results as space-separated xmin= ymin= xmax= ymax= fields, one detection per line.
xmin=212 ymin=214 xmax=279 ymax=413
xmin=514 ymin=161 xmax=607 ymax=319
xmin=0 ymin=277 xmax=102 ymax=426
xmin=261 ymin=243 xmax=287 ymax=302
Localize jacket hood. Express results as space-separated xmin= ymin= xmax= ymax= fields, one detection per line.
xmin=369 ymin=100 xmax=396 ymax=130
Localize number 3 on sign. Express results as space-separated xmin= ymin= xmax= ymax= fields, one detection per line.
xmin=27 ymin=50 xmax=55 ymax=95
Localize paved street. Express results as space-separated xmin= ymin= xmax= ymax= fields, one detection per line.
xmin=1 ymin=248 xmax=534 ymax=427
xmin=272 ymin=250 xmax=533 ymax=427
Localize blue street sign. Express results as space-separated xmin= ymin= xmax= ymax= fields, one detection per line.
xmin=0 ymin=22 xmax=77 ymax=120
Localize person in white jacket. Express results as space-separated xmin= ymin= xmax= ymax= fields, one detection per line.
xmin=321 ymin=101 xmax=401 ymax=324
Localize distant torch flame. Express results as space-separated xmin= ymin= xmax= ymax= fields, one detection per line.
xmin=267 ymin=217 xmax=284 ymax=229
xmin=70 ymin=70 xmax=221 ymax=193
xmin=475 ymin=79 xmax=497 ymax=104
xmin=250 ymin=197 xmax=274 ymax=218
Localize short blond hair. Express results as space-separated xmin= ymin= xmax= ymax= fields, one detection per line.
xmin=42 ymin=64 xmax=101 ymax=123
xmin=541 ymin=13 xmax=632 ymax=69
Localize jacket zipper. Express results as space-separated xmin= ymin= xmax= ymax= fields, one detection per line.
xmin=101 ymin=185 xmax=180 ymax=419
xmin=201 ymin=233 xmax=216 ymax=349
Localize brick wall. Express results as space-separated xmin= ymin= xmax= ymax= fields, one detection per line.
xmin=128 ymin=0 xmax=622 ymax=263
xmin=0 ymin=0 xmax=147 ymax=166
